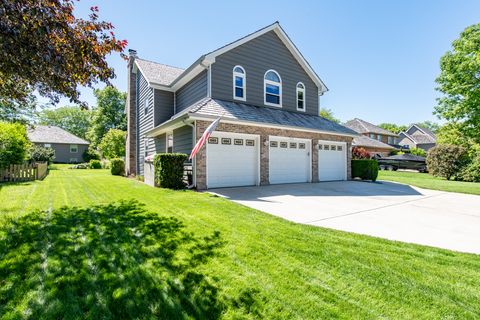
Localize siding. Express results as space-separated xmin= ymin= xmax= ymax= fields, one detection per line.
xmin=38 ymin=143 xmax=88 ymax=163
xmin=154 ymin=89 xmax=174 ymax=126
xmin=136 ymin=71 xmax=155 ymax=175
xmin=211 ymin=30 xmax=319 ymax=115
xmin=154 ymin=133 xmax=166 ymax=153
xmin=175 ymin=70 xmax=207 ymax=113
xmin=173 ymin=125 xmax=193 ymax=156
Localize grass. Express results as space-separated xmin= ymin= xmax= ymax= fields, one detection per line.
xmin=378 ymin=170 xmax=480 ymax=195
xmin=1 ymin=166 xmax=479 ymax=319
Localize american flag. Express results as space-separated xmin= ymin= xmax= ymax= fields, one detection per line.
xmin=189 ymin=117 xmax=221 ymax=160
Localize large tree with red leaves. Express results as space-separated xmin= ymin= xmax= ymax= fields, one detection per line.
xmin=0 ymin=0 xmax=127 ymax=109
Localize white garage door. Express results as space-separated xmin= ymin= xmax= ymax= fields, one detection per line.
xmin=269 ymin=136 xmax=311 ymax=184
xmin=206 ymin=133 xmax=259 ymax=188
xmin=318 ymin=140 xmax=347 ymax=181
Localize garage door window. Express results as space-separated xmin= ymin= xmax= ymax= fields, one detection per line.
xmin=270 ymin=141 xmax=278 ymax=147
xmin=208 ymin=137 xmax=218 ymax=144
xmin=324 ymin=145 xmax=330 ymax=150
xmin=318 ymin=144 xmax=323 ymax=150
xmin=234 ymin=139 xmax=243 ymax=146
xmin=280 ymin=142 xmax=288 ymax=148
xmin=289 ymin=142 xmax=297 ymax=148
xmin=221 ymin=138 xmax=231 ymax=145
xmin=299 ymin=143 xmax=306 ymax=149
xmin=338 ymin=145 xmax=343 ymax=151
xmin=246 ymin=139 xmax=255 ymax=146
xmin=331 ymin=145 xmax=337 ymax=151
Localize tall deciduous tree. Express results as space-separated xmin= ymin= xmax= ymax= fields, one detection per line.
xmin=0 ymin=0 xmax=127 ymax=108
xmin=377 ymin=123 xmax=407 ymax=134
xmin=38 ymin=106 xmax=92 ymax=139
xmin=98 ymin=129 xmax=126 ymax=159
xmin=416 ymin=121 xmax=440 ymax=133
xmin=435 ymin=23 xmax=480 ymax=142
xmin=319 ymin=108 xmax=340 ymax=123
xmin=87 ymin=86 xmax=127 ymax=148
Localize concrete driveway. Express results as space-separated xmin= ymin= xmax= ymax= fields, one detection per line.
xmin=211 ymin=181 xmax=480 ymax=254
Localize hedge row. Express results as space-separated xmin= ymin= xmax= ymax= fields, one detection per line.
xmin=351 ymin=159 xmax=379 ymax=181
xmin=153 ymin=153 xmax=188 ymax=189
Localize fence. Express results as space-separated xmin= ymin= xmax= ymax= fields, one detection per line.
xmin=0 ymin=162 xmax=48 ymax=182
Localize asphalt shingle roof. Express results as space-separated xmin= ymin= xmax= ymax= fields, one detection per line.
xmin=352 ymin=135 xmax=395 ymax=149
xmin=27 ymin=125 xmax=89 ymax=145
xmin=344 ymin=118 xmax=397 ymax=136
xmin=182 ymin=98 xmax=357 ymax=136
xmin=135 ymin=58 xmax=185 ymax=86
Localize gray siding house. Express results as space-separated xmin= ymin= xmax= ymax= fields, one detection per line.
xmin=27 ymin=125 xmax=89 ymax=163
xmin=126 ymin=22 xmax=357 ymax=189
xmin=397 ymin=124 xmax=436 ymax=151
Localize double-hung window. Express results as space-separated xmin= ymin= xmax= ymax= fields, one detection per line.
xmin=144 ymin=97 xmax=149 ymax=115
xmin=233 ymin=66 xmax=246 ymax=101
xmin=264 ymin=70 xmax=282 ymax=107
xmin=296 ymin=82 xmax=305 ymax=111
xmin=70 ymin=144 xmax=78 ymax=153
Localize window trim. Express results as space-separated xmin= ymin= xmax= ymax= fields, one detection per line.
xmin=69 ymin=144 xmax=78 ymax=153
xmin=144 ymin=139 xmax=148 ymax=157
xmin=264 ymin=69 xmax=282 ymax=108
xmin=232 ymin=65 xmax=246 ymax=101
xmin=296 ymin=82 xmax=306 ymax=112
xmin=144 ymin=96 xmax=149 ymax=115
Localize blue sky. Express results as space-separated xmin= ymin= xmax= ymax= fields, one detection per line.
xmin=68 ymin=0 xmax=479 ymax=125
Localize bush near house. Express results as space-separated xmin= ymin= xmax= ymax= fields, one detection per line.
xmin=352 ymin=159 xmax=379 ymax=181
xmin=460 ymin=156 xmax=480 ymax=182
xmin=427 ymin=145 xmax=468 ymax=180
xmin=154 ymin=153 xmax=188 ymax=189
xmin=0 ymin=121 xmax=31 ymax=169
xmin=110 ymin=158 xmax=125 ymax=176
xmin=352 ymin=146 xmax=371 ymax=159
xmin=83 ymin=148 xmax=100 ymax=162
xmin=29 ymin=145 xmax=55 ymax=164
xmin=89 ymin=159 xmax=102 ymax=169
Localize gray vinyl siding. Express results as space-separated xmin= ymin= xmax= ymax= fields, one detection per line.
xmin=136 ymin=71 xmax=155 ymax=175
xmin=154 ymin=89 xmax=174 ymax=126
xmin=154 ymin=133 xmax=166 ymax=153
xmin=173 ymin=126 xmax=193 ymax=157
xmin=38 ymin=143 xmax=88 ymax=163
xmin=211 ymin=30 xmax=319 ymax=115
xmin=175 ymin=70 xmax=207 ymax=113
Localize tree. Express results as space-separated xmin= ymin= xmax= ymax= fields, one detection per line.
xmin=87 ymin=86 xmax=127 ymax=147
xmin=416 ymin=121 xmax=440 ymax=133
xmin=98 ymin=129 xmax=126 ymax=159
xmin=0 ymin=121 xmax=31 ymax=169
xmin=0 ymin=0 xmax=127 ymax=109
xmin=0 ymin=95 xmax=37 ymax=124
xmin=319 ymin=108 xmax=340 ymax=123
xmin=426 ymin=145 xmax=468 ymax=180
xmin=29 ymin=145 xmax=55 ymax=164
xmin=38 ymin=106 xmax=92 ymax=139
xmin=377 ymin=123 xmax=408 ymax=134
xmin=409 ymin=147 xmax=427 ymax=157
xmin=435 ymin=23 xmax=480 ymax=143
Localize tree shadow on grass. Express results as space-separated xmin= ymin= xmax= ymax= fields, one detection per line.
xmin=0 ymin=200 xmax=224 ymax=319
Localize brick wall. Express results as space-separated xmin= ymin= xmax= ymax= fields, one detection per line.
xmin=195 ymin=120 xmax=353 ymax=190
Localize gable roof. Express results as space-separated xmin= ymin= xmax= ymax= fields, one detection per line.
xmin=135 ymin=58 xmax=184 ymax=86
xmin=27 ymin=125 xmax=89 ymax=145
xmin=400 ymin=125 xmax=436 ymax=145
xmin=146 ymin=98 xmax=357 ymax=138
xmin=352 ymin=135 xmax=395 ymax=150
xmin=134 ymin=22 xmax=327 ymax=93
xmin=344 ymin=118 xmax=397 ymax=136
xmin=409 ymin=124 xmax=436 ymax=139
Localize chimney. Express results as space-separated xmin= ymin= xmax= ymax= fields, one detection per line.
xmin=125 ymin=49 xmax=137 ymax=176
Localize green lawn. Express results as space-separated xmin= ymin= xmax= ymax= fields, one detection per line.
xmin=1 ymin=166 xmax=479 ymax=319
xmin=379 ymin=170 xmax=480 ymax=195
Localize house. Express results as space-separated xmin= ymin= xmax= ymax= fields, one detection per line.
xmin=397 ymin=124 xmax=436 ymax=151
xmin=126 ymin=22 xmax=357 ymax=189
xmin=27 ymin=125 xmax=89 ymax=163
xmin=344 ymin=118 xmax=397 ymax=157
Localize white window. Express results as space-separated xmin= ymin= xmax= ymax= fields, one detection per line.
xmin=264 ymin=70 xmax=282 ymax=107
xmin=167 ymin=134 xmax=173 ymax=153
xmin=388 ymin=136 xmax=395 ymax=144
xmin=296 ymin=82 xmax=305 ymax=111
xmin=144 ymin=97 xmax=149 ymax=115
xmin=377 ymin=134 xmax=382 ymax=141
xmin=70 ymin=144 xmax=78 ymax=153
xmin=44 ymin=143 xmax=51 ymax=148
xmin=144 ymin=139 xmax=148 ymax=157
xmin=369 ymin=133 xmax=375 ymax=139
xmin=233 ymin=66 xmax=246 ymax=101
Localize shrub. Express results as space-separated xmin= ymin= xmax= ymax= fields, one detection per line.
xmin=89 ymin=159 xmax=102 ymax=169
xmin=153 ymin=153 xmax=188 ymax=189
xmin=101 ymin=159 xmax=111 ymax=169
xmin=29 ymin=145 xmax=55 ymax=164
xmin=0 ymin=122 xmax=31 ymax=169
xmin=460 ymin=156 xmax=480 ymax=182
xmin=352 ymin=146 xmax=371 ymax=159
xmin=409 ymin=147 xmax=427 ymax=157
xmin=110 ymin=158 xmax=125 ymax=176
xmin=352 ymin=159 xmax=379 ymax=181
xmin=83 ymin=148 xmax=100 ymax=162
xmin=427 ymin=145 xmax=468 ymax=180
xmin=99 ymin=129 xmax=126 ymax=159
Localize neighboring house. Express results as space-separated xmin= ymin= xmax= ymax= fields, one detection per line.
xmin=397 ymin=124 xmax=436 ymax=151
xmin=126 ymin=22 xmax=357 ymax=189
xmin=344 ymin=118 xmax=397 ymax=156
xmin=27 ymin=125 xmax=89 ymax=163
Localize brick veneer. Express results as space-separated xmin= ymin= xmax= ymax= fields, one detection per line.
xmin=125 ymin=57 xmax=137 ymax=176
xmin=195 ymin=120 xmax=353 ymax=190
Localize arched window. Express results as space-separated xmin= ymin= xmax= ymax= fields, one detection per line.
xmin=264 ymin=70 xmax=282 ymax=107
xmin=296 ymin=82 xmax=305 ymax=111
xmin=233 ymin=66 xmax=246 ymax=101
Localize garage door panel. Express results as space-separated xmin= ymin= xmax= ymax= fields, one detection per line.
xmin=318 ymin=141 xmax=346 ymax=181
xmin=269 ymin=137 xmax=311 ymax=184
xmin=206 ymin=134 xmax=259 ymax=188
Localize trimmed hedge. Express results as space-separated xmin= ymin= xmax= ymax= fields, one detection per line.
xmin=89 ymin=159 xmax=102 ymax=169
xmin=154 ymin=153 xmax=188 ymax=189
xmin=110 ymin=158 xmax=125 ymax=176
xmin=352 ymin=159 xmax=379 ymax=181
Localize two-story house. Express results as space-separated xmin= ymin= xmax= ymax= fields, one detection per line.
xmin=344 ymin=118 xmax=397 ymax=156
xmin=126 ymin=22 xmax=357 ymax=189
xmin=397 ymin=124 xmax=436 ymax=151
